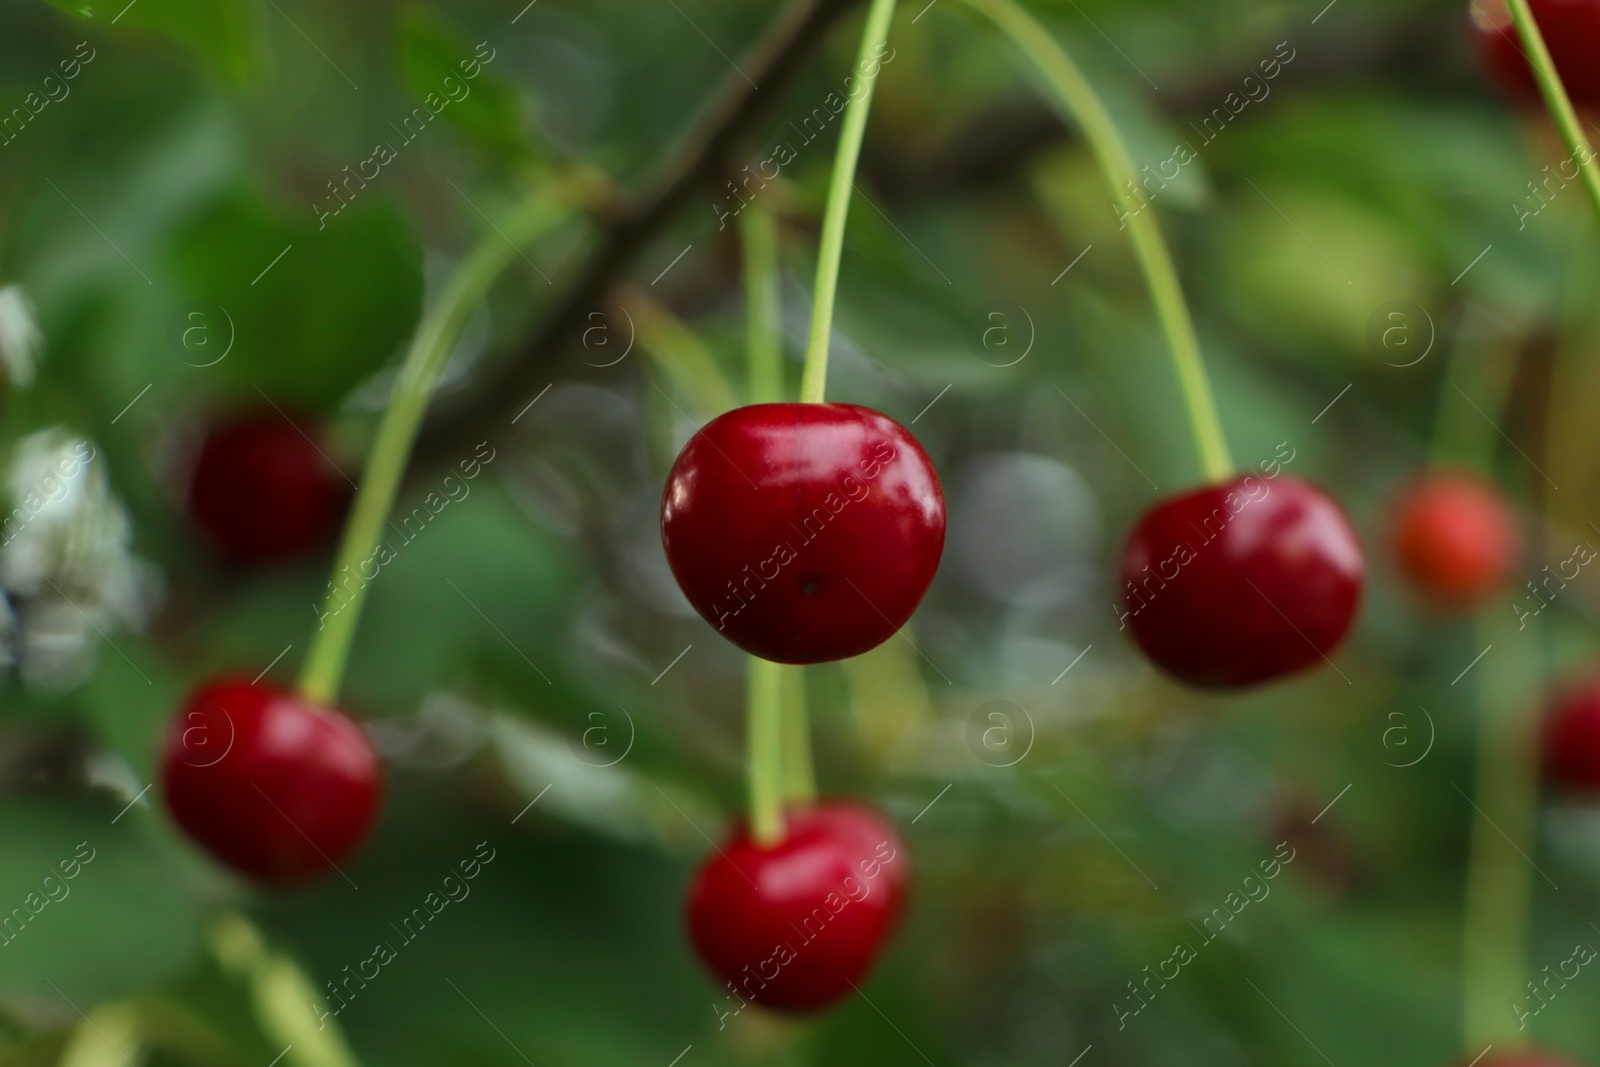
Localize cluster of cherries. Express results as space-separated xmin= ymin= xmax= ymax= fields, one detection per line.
xmin=140 ymin=2 xmax=1600 ymax=1050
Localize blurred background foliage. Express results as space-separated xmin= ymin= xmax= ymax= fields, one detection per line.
xmin=0 ymin=0 xmax=1597 ymax=1063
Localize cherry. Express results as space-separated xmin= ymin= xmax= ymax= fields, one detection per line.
xmin=686 ymin=803 xmax=909 ymax=1013
xmin=160 ymin=678 xmax=382 ymax=885
xmin=661 ymin=403 xmax=945 ymax=664
xmin=188 ymin=407 xmax=342 ymax=565
xmin=1472 ymin=0 xmax=1600 ymax=107
xmin=1391 ymin=471 xmax=1520 ymax=608
xmin=1543 ymin=676 xmax=1600 ymax=790
xmin=1119 ymin=475 xmax=1364 ymax=688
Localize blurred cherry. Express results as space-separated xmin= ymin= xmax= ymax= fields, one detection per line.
xmin=686 ymin=803 xmax=908 ymax=1012
xmin=160 ymin=678 xmax=381 ymax=885
xmin=1472 ymin=0 xmax=1600 ymax=107
xmin=1544 ymin=676 xmax=1600 ymax=791
xmin=1391 ymin=471 xmax=1520 ymax=609
xmin=661 ymin=403 xmax=945 ymax=664
xmin=188 ymin=407 xmax=341 ymax=565
xmin=1119 ymin=475 xmax=1364 ymax=688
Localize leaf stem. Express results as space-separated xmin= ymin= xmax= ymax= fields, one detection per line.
xmin=1503 ymin=0 xmax=1600 ymax=227
xmin=748 ymin=654 xmax=786 ymax=845
xmin=958 ymin=0 xmax=1232 ymax=481
xmin=798 ymin=0 xmax=898 ymax=404
xmin=298 ymin=188 xmax=568 ymax=705
xmin=742 ymin=204 xmax=785 ymax=404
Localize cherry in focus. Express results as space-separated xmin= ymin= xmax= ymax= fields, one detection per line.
xmin=661 ymin=403 xmax=945 ymax=664
xmin=160 ymin=678 xmax=382 ymax=885
xmin=1391 ymin=471 xmax=1520 ymax=609
xmin=1472 ymin=0 xmax=1600 ymax=107
xmin=1119 ymin=475 xmax=1364 ymax=688
xmin=1544 ymin=676 xmax=1600 ymax=791
xmin=686 ymin=803 xmax=909 ymax=1013
xmin=188 ymin=407 xmax=342 ymax=565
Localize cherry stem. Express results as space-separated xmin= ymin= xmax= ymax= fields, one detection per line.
xmin=747 ymin=654 xmax=786 ymax=845
xmin=298 ymin=187 xmax=569 ymax=706
xmin=960 ymin=0 xmax=1233 ymax=483
xmin=798 ymin=0 xmax=899 ymax=405
xmin=781 ymin=664 xmax=817 ymax=803
xmin=1503 ymin=0 xmax=1600 ymax=227
xmin=1449 ymin=326 xmax=1542 ymax=1050
xmin=741 ymin=204 xmax=785 ymax=405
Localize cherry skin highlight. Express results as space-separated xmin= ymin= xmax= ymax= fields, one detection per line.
xmin=1391 ymin=471 xmax=1520 ymax=608
xmin=1543 ymin=677 xmax=1600 ymax=791
xmin=687 ymin=803 xmax=909 ymax=1012
xmin=160 ymin=678 xmax=382 ymax=885
xmin=188 ymin=407 xmax=341 ymax=565
xmin=1119 ymin=475 xmax=1364 ymax=688
xmin=661 ymin=403 xmax=945 ymax=664
xmin=1472 ymin=0 xmax=1600 ymax=108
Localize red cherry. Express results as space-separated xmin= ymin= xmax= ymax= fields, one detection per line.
xmin=1544 ymin=677 xmax=1600 ymax=790
xmin=1391 ymin=472 xmax=1520 ymax=608
xmin=661 ymin=403 xmax=945 ymax=664
xmin=1472 ymin=0 xmax=1600 ymax=107
xmin=160 ymin=678 xmax=382 ymax=885
xmin=1119 ymin=475 xmax=1364 ymax=688
xmin=686 ymin=803 xmax=909 ymax=1012
xmin=188 ymin=407 xmax=341 ymax=565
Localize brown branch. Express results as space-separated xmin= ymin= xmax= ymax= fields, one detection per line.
xmin=411 ymin=0 xmax=864 ymax=471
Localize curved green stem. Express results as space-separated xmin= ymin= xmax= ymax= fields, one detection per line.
xmin=1504 ymin=0 xmax=1600 ymax=227
xmin=959 ymin=0 xmax=1232 ymax=482
xmin=781 ymin=665 xmax=817 ymax=804
xmin=299 ymin=187 xmax=568 ymax=705
xmin=748 ymin=654 xmax=786 ymax=845
xmin=742 ymin=205 xmax=785 ymax=405
xmin=798 ymin=0 xmax=898 ymax=404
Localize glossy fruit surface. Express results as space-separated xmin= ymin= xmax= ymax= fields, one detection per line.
xmin=1544 ymin=677 xmax=1600 ymax=790
xmin=160 ymin=678 xmax=381 ymax=885
xmin=686 ymin=803 xmax=909 ymax=1012
xmin=1473 ymin=0 xmax=1600 ymax=107
xmin=1120 ymin=475 xmax=1364 ymax=688
xmin=661 ymin=403 xmax=945 ymax=664
xmin=188 ymin=408 xmax=341 ymax=564
xmin=1392 ymin=472 xmax=1519 ymax=608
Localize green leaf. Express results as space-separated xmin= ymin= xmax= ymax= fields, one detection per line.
xmin=397 ymin=10 xmax=531 ymax=162
xmin=42 ymin=0 xmax=261 ymax=85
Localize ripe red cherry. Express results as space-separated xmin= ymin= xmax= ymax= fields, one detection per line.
xmin=1543 ymin=677 xmax=1600 ymax=790
xmin=160 ymin=678 xmax=382 ymax=885
xmin=188 ymin=407 xmax=341 ymax=565
xmin=1391 ymin=472 xmax=1520 ymax=608
xmin=661 ymin=403 xmax=945 ymax=664
xmin=1472 ymin=0 xmax=1600 ymax=107
xmin=1119 ymin=475 xmax=1364 ymax=688
xmin=686 ymin=803 xmax=909 ymax=1012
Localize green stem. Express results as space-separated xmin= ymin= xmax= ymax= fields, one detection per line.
xmin=959 ymin=0 xmax=1232 ymax=482
xmin=1504 ymin=0 xmax=1600 ymax=227
xmin=298 ymin=188 xmax=568 ymax=705
xmin=748 ymin=655 xmax=786 ymax=845
xmin=781 ymin=664 xmax=817 ymax=804
xmin=741 ymin=204 xmax=785 ymax=405
xmin=798 ymin=0 xmax=898 ymax=404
